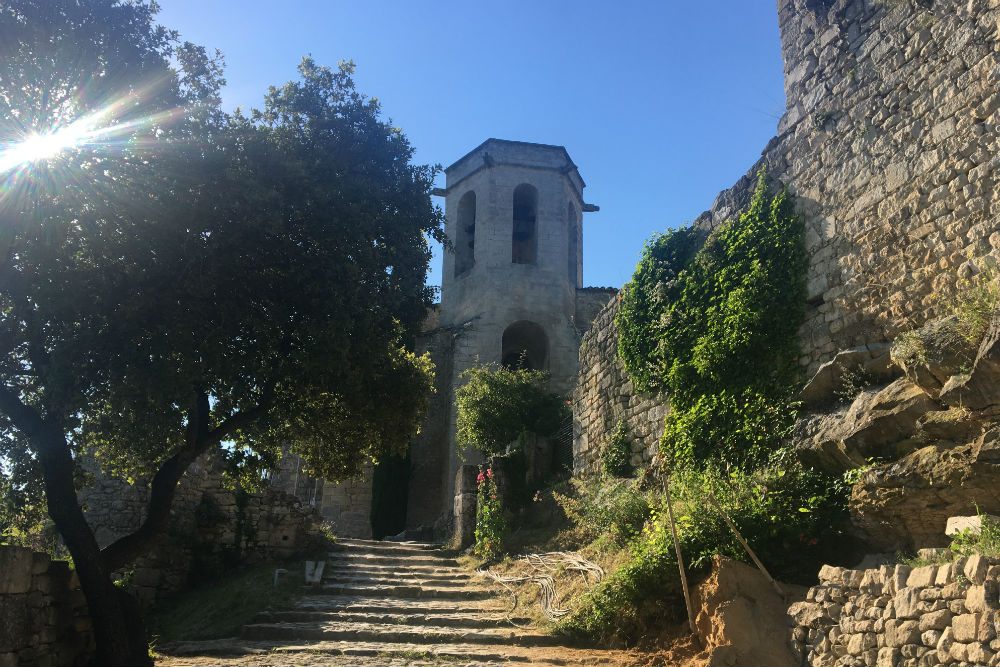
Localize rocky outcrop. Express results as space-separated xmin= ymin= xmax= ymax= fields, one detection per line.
xmin=796 ymin=378 xmax=943 ymax=472
xmin=793 ymin=313 xmax=1000 ymax=552
xmin=891 ymin=316 xmax=978 ymax=399
xmin=850 ymin=428 xmax=1000 ymax=550
xmin=939 ymin=315 xmax=1000 ymax=416
xmin=798 ymin=343 xmax=898 ymax=409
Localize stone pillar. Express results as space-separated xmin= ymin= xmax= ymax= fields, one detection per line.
xmin=452 ymin=465 xmax=479 ymax=549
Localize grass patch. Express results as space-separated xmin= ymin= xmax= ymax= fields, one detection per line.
xmin=148 ymin=560 xmax=302 ymax=642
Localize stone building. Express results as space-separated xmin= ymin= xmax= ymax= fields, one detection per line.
xmin=278 ymin=139 xmax=615 ymax=539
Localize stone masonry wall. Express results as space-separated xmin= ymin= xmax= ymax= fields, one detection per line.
xmin=80 ymin=453 xmax=326 ymax=606
xmin=0 ymin=545 xmax=93 ymax=667
xmin=789 ymin=554 xmax=1000 ymax=666
xmin=574 ymin=0 xmax=1000 ymax=473
xmin=572 ymin=298 xmax=667 ymax=475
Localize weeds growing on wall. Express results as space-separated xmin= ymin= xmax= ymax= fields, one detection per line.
xmin=615 ymin=170 xmax=807 ymax=469
xmin=601 ymin=420 xmax=634 ymax=478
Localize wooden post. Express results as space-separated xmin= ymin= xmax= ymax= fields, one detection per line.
xmin=706 ymin=492 xmax=786 ymax=598
xmin=663 ymin=475 xmax=700 ymax=646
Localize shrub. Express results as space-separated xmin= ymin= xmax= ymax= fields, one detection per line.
xmin=949 ymin=511 xmax=1000 ymax=558
xmin=473 ymin=466 xmax=506 ymax=562
xmin=554 ymin=477 xmax=652 ymax=547
xmin=455 ymin=363 xmax=569 ymax=459
xmin=601 ymin=421 xmax=634 ymax=478
xmin=954 ymin=266 xmax=999 ymax=344
xmin=562 ymin=452 xmax=850 ymax=644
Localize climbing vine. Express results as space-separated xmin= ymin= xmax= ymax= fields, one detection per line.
xmin=615 ymin=170 xmax=807 ymax=469
xmin=473 ymin=466 xmax=506 ymax=562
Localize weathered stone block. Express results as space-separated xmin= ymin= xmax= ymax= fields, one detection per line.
xmin=0 ymin=547 xmax=33 ymax=595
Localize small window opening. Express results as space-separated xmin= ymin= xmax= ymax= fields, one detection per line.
xmin=512 ymin=184 xmax=538 ymax=265
xmin=455 ymin=191 xmax=476 ymax=277
xmin=501 ymin=321 xmax=548 ymax=371
xmin=567 ymin=203 xmax=579 ymax=286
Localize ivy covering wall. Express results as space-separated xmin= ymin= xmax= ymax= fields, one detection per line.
xmin=615 ymin=171 xmax=807 ymax=469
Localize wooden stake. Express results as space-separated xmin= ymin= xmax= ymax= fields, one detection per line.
xmin=706 ymin=492 xmax=786 ymax=599
xmin=663 ymin=475 xmax=700 ymax=646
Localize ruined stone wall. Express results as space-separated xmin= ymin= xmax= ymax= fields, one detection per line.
xmin=0 ymin=546 xmax=93 ymax=667
xmin=315 ymin=467 xmax=374 ymax=540
xmin=574 ymin=0 xmax=1000 ymax=473
xmin=790 ymin=555 xmax=1000 ymax=666
xmin=572 ymin=298 xmax=667 ymax=475
xmin=80 ymin=453 xmax=325 ymax=605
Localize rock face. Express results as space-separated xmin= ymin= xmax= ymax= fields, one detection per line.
xmin=693 ymin=556 xmax=805 ymax=667
xmin=797 ymin=377 xmax=943 ymax=472
xmin=790 ymin=555 xmax=1000 ymax=667
xmin=891 ymin=316 xmax=977 ymax=399
xmin=939 ymin=315 xmax=1000 ymax=416
xmin=798 ymin=343 xmax=898 ymax=409
xmin=850 ymin=428 xmax=1000 ymax=550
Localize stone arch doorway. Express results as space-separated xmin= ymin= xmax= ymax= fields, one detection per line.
xmin=501 ymin=321 xmax=548 ymax=371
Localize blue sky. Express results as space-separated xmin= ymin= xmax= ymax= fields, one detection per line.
xmin=156 ymin=1 xmax=786 ymax=290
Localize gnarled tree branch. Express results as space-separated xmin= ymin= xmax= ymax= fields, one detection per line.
xmin=100 ymin=380 xmax=277 ymax=572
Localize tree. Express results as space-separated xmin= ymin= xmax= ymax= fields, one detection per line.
xmin=0 ymin=2 xmax=442 ymax=664
xmin=455 ymin=363 xmax=569 ymax=459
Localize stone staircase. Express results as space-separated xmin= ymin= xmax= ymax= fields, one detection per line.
xmin=233 ymin=538 xmax=627 ymax=665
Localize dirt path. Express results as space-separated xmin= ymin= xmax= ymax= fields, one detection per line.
xmin=156 ymin=539 xmax=635 ymax=666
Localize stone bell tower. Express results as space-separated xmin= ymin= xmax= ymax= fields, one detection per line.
xmin=434 ymin=139 xmax=600 ymax=504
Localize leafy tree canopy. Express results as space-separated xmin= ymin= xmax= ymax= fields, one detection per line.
xmin=455 ymin=363 xmax=569 ymax=459
xmin=0 ymin=1 xmax=442 ymax=663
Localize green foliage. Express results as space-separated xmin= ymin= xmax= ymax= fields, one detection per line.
xmin=954 ymin=266 xmax=999 ymax=345
xmin=949 ymin=512 xmax=1000 ymax=558
xmin=616 ymin=171 xmax=807 ymax=470
xmin=659 ymin=389 xmax=797 ymax=470
xmin=553 ymin=477 xmax=652 ymax=546
xmin=455 ymin=363 xmax=569 ymax=459
xmin=561 ymin=450 xmax=850 ymax=644
xmin=473 ymin=467 xmax=506 ymax=562
xmin=601 ymin=420 xmax=633 ymax=478
xmin=0 ymin=4 xmax=442 ymax=660
xmin=616 ymin=227 xmax=705 ymax=392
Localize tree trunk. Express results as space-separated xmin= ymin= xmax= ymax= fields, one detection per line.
xmin=37 ymin=426 xmax=153 ymax=667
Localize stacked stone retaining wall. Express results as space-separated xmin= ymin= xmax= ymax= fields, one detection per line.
xmin=0 ymin=546 xmax=92 ymax=667
xmin=790 ymin=556 xmax=1000 ymax=666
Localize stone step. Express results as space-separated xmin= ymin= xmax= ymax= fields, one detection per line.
xmin=334 ymin=538 xmax=440 ymax=553
xmin=253 ymin=609 xmax=532 ymax=629
xmin=310 ymin=583 xmax=495 ymax=601
xmin=320 ymin=575 xmax=474 ymax=589
xmin=327 ymin=552 xmax=461 ymax=568
xmin=295 ymin=595 xmax=504 ymax=615
xmin=321 ymin=565 xmax=475 ymax=582
xmin=161 ymin=638 xmax=623 ymax=665
xmin=241 ymin=620 xmax=562 ymax=647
